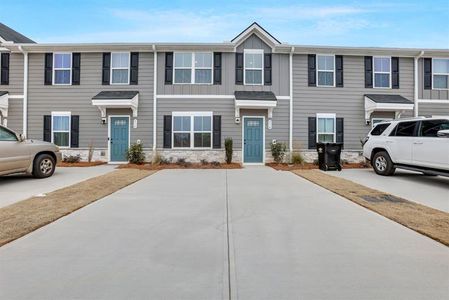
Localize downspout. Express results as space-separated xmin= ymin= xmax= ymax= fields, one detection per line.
xmin=152 ymin=45 xmax=157 ymax=152
xmin=414 ymin=51 xmax=425 ymax=117
xmin=289 ymin=46 xmax=295 ymax=154
xmin=18 ymin=46 xmax=28 ymax=137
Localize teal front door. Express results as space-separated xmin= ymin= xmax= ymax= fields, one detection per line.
xmin=110 ymin=117 xmax=129 ymax=162
xmin=243 ymin=117 xmax=264 ymax=163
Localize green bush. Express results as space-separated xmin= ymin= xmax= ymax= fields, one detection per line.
xmin=225 ymin=138 xmax=233 ymax=164
xmin=270 ymin=141 xmax=287 ymax=163
xmin=126 ymin=142 xmax=145 ymax=164
xmin=291 ymin=152 xmax=304 ymax=165
xmin=63 ymin=154 xmax=81 ymax=163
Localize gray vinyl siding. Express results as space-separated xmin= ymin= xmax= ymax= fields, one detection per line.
xmin=26 ymin=52 xmax=154 ymax=148
xmin=156 ymin=98 xmax=289 ymax=150
xmin=292 ymin=55 xmax=415 ymax=150
xmin=418 ymin=58 xmax=449 ymax=100
xmin=236 ymin=34 xmax=272 ymax=53
xmin=417 ymin=102 xmax=449 ymax=117
xmin=6 ymin=99 xmax=22 ymax=133
xmin=4 ymin=53 xmax=24 ymax=95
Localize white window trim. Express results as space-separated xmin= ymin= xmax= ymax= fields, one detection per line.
xmin=244 ymin=49 xmax=264 ymax=86
xmin=431 ymin=57 xmax=449 ymax=90
xmin=371 ymin=117 xmax=393 ymax=128
xmin=173 ymin=52 xmax=213 ymax=85
xmin=316 ymin=54 xmax=336 ymax=88
xmin=110 ymin=52 xmax=130 ymax=85
xmin=316 ymin=113 xmax=336 ymax=143
xmin=52 ymin=52 xmax=72 ymax=86
xmin=51 ymin=111 xmax=71 ymax=148
xmin=373 ymin=56 xmax=392 ymax=89
xmin=172 ymin=111 xmax=213 ymax=149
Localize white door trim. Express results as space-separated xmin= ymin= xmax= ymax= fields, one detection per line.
xmin=242 ymin=115 xmax=266 ymax=165
xmin=108 ymin=115 xmax=131 ymax=163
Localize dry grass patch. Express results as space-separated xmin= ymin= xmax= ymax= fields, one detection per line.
xmin=0 ymin=169 xmax=154 ymax=247
xmin=292 ymin=169 xmax=449 ymax=246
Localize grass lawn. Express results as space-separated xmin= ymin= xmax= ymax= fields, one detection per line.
xmin=292 ymin=170 xmax=449 ymax=247
xmin=0 ymin=169 xmax=154 ymax=247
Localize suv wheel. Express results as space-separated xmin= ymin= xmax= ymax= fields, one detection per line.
xmin=372 ymin=151 xmax=395 ymax=176
xmin=33 ymin=154 xmax=56 ymax=178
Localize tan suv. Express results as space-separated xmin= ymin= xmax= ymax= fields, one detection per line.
xmin=0 ymin=125 xmax=62 ymax=178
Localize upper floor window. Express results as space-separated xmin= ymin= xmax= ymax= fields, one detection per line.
xmin=51 ymin=112 xmax=71 ymax=147
xmin=111 ymin=52 xmax=130 ymax=84
xmin=316 ymin=113 xmax=336 ymax=143
xmin=432 ymin=58 xmax=449 ymax=89
xmin=174 ymin=52 xmax=213 ymax=84
xmin=373 ymin=57 xmax=391 ymax=88
xmin=317 ymin=55 xmax=335 ymax=87
xmin=244 ymin=49 xmax=263 ymax=85
xmin=53 ymin=53 xmax=72 ymax=85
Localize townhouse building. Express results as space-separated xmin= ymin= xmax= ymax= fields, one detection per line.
xmin=1 ymin=22 xmax=448 ymax=163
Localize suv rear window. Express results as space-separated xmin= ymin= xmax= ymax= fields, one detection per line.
xmin=390 ymin=121 xmax=418 ymax=137
xmin=419 ymin=119 xmax=449 ymax=137
xmin=370 ymin=123 xmax=390 ymax=136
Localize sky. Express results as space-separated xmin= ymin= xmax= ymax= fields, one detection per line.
xmin=1 ymin=0 xmax=448 ymax=48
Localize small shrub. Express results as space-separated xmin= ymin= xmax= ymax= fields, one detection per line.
xmin=225 ymin=138 xmax=233 ymax=164
xmin=176 ymin=158 xmax=190 ymax=167
xmin=87 ymin=141 xmax=94 ymax=163
xmin=291 ymin=152 xmax=304 ymax=165
xmin=200 ymin=159 xmax=208 ymax=165
xmin=270 ymin=141 xmax=287 ymax=163
xmin=160 ymin=157 xmax=171 ymax=165
xmin=211 ymin=161 xmax=220 ymax=167
xmin=312 ymin=159 xmax=319 ymax=165
xmin=63 ymin=154 xmax=81 ymax=163
xmin=126 ymin=142 xmax=145 ymax=164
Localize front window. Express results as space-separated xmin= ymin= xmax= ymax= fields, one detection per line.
xmin=53 ymin=53 xmax=72 ymax=85
xmin=174 ymin=52 xmax=213 ymax=84
xmin=317 ymin=113 xmax=336 ymax=143
xmin=0 ymin=126 xmax=18 ymax=141
xmin=432 ymin=58 xmax=449 ymax=89
xmin=172 ymin=113 xmax=212 ymax=148
xmin=111 ymin=52 xmax=130 ymax=84
xmin=419 ymin=119 xmax=449 ymax=137
xmin=244 ymin=50 xmax=263 ymax=85
xmin=52 ymin=112 xmax=71 ymax=147
xmin=317 ymin=55 xmax=335 ymax=87
xmin=373 ymin=57 xmax=391 ymax=88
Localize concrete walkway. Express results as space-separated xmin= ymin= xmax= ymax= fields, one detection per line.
xmin=0 ymin=167 xmax=448 ymax=299
xmin=0 ymin=165 xmax=116 ymax=208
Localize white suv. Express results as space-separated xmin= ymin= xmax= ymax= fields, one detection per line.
xmin=362 ymin=117 xmax=449 ymax=176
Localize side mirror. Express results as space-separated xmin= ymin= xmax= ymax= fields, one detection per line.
xmin=437 ymin=129 xmax=449 ymax=137
xmin=18 ymin=133 xmax=26 ymax=142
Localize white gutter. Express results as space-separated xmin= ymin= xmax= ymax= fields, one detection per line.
xmin=18 ymin=46 xmax=28 ymax=137
xmin=152 ymin=45 xmax=157 ymax=152
xmin=414 ymin=51 xmax=425 ymax=117
xmin=289 ymin=46 xmax=294 ymax=154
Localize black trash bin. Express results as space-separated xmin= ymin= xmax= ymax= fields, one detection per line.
xmin=316 ymin=143 xmax=342 ymax=171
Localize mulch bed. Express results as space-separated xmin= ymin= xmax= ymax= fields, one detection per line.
xmin=57 ymin=161 xmax=106 ymax=167
xmin=292 ymin=169 xmax=449 ymax=247
xmin=118 ymin=162 xmax=242 ymax=170
xmin=267 ymin=162 xmax=369 ymax=171
xmin=0 ymin=169 xmax=154 ymax=247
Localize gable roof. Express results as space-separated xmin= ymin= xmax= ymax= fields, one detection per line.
xmin=92 ymin=91 xmax=139 ymax=100
xmin=0 ymin=23 xmax=35 ymax=44
xmin=231 ymin=22 xmax=281 ymax=49
xmin=234 ymin=91 xmax=277 ymax=101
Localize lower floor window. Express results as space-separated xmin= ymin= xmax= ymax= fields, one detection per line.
xmin=52 ymin=112 xmax=71 ymax=147
xmin=173 ymin=113 xmax=212 ymax=148
xmin=316 ymin=113 xmax=336 ymax=143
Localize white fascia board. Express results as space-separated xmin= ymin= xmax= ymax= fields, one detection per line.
xmin=235 ymin=99 xmax=277 ymax=108
xmin=92 ymin=95 xmax=139 ymax=117
xmin=364 ymin=97 xmax=414 ymax=120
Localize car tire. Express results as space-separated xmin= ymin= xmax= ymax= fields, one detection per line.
xmin=32 ymin=154 xmax=56 ymax=178
xmin=372 ymin=151 xmax=395 ymax=176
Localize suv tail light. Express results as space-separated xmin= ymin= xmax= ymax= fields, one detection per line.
xmin=361 ymin=136 xmax=369 ymax=146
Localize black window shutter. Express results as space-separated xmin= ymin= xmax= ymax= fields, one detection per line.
xmin=213 ymin=52 xmax=222 ymax=85
xmin=213 ymin=115 xmax=221 ymax=149
xmin=44 ymin=53 xmax=53 ymax=85
xmin=72 ymin=53 xmax=81 ymax=85
xmin=264 ymin=53 xmax=272 ymax=85
xmin=235 ymin=53 xmax=244 ymax=85
xmin=102 ymin=53 xmax=111 ymax=85
xmin=392 ymin=57 xmax=399 ymax=89
xmin=336 ymin=55 xmax=344 ymax=87
xmin=163 ymin=115 xmax=172 ymax=148
xmin=336 ymin=117 xmax=344 ymax=148
xmin=165 ymin=52 xmax=173 ymax=85
xmin=424 ymin=58 xmax=432 ymax=90
xmin=70 ymin=115 xmax=79 ymax=148
xmin=0 ymin=53 xmax=10 ymax=85
xmin=43 ymin=115 xmax=52 ymax=142
xmin=130 ymin=52 xmax=139 ymax=85
xmin=364 ymin=56 xmax=373 ymax=88
xmin=308 ymin=117 xmax=316 ymax=149
xmin=308 ymin=54 xmax=316 ymax=87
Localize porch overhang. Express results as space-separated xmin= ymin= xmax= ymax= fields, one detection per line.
xmin=234 ymin=91 xmax=277 ymax=119
xmin=0 ymin=91 xmax=8 ymax=126
xmin=364 ymin=94 xmax=414 ymax=121
xmin=91 ymin=91 xmax=139 ymax=118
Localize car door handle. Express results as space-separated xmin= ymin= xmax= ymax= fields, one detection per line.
xmin=386 ymin=140 xmax=393 ymax=143
xmin=413 ymin=141 xmax=423 ymax=145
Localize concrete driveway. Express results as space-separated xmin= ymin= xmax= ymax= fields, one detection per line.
xmin=331 ymin=168 xmax=449 ymax=212
xmin=0 ymin=165 xmax=116 ymax=208
xmin=0 ymin=167 xmax=448 ymax=300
